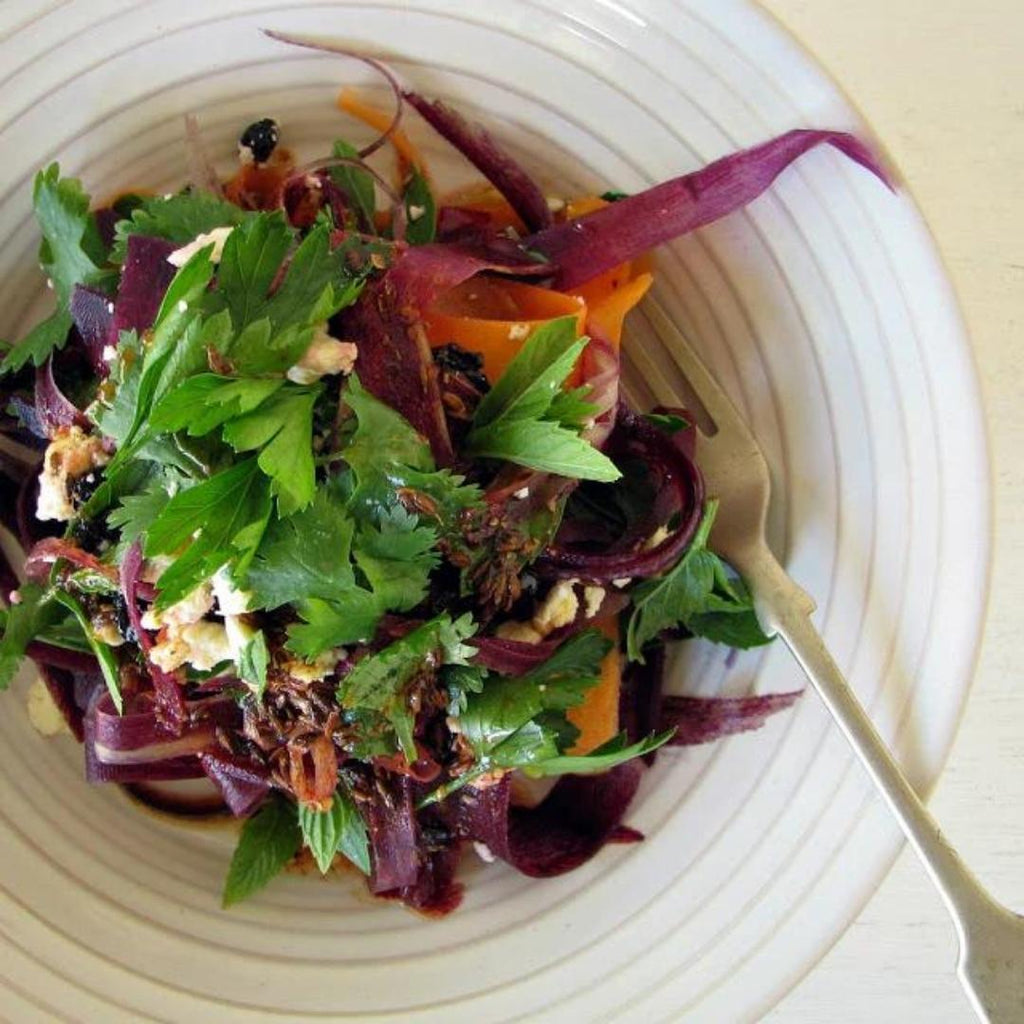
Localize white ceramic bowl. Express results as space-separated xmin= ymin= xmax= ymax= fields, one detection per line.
xmin=0 ymin=2 xmax=989 ymax=1021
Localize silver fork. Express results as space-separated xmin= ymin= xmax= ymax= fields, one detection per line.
xmin=638 ymin=295 xmax=1024 ymax=1023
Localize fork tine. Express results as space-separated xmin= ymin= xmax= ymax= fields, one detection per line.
xmin=641 ymin=295 xmax=756 ymax=446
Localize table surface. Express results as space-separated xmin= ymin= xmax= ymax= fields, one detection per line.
xmin=757 ymin=2 xmax=1023 ymax=1021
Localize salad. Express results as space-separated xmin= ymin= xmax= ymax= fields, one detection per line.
xmin=0 ymin=32 xmax=889 ymax=914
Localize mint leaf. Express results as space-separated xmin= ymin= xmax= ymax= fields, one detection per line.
xmin=0 ymin=584 xmax=60 ymax=691
xmin=402 ymin=168 xmax=436 ymax=245
xmin=625 ymin=500 xmax=773 ymax=661
xmin=51 ymin=591 xmax=122 ymax=712
xmin=237 ymin=630 xmax=269 ymax=699
xmin=330 ymin=139 xmax=376 ymax=230
xmin=247 ymin=490 xmax=356 ymax=610
xmin=464 ymin=317 xmax=620 ymax=482
xmin=145 ymin=459 xmax=272 ymax=609
xmin=111 ymin=192 xmax=253 ymax=263
xmin=465 ymin=418 xmax=621 ymax=482
xmin=222 ymin=794 xmax=301 ymax=907
xmin=298 ymin=786 xmax=370 ymax=875
xmin=336 ymin=613 xmax=476 ymax=760
xmin=286 ymin=590 xmax=382 ymax=659
xmin=523 ymin=730 xmax=674 ymax=777
xmin=472 ymin=316 xmax=584 ymax=430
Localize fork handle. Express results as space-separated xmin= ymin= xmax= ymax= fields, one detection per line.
xmin=747 ymin=546 xmax=1017 ymax=1020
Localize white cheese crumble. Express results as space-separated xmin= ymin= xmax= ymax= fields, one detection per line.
xmin=141 ymin=584 xmax=214 ymax=630
xmin=286 ymin=327 xmax=358 ymax=385
xmin=532 ymin=580 xmax=579 ymax=635
xmin=26 ymin=677 xmax=71 ymax=737
xmin=507 ymin=322 xmax=530 ymax=342
xmin=105 ymin=301 xmax=115 ymax=314
xmin=644 ymin=525 xmax=671 ymax=551
xmin=545 ymin=196 xmax=566 ymax=213
xmin=612 ymin=577 xmax=632 ymax=589
xmin=101 ymin=344 xmax=117 ymax=362
xmin=167 ymin=226 xmax=235 ymax=267
xmin=582 ymin=585 xmax=606 ymax=619
xmin=211 ymin=567 xmax=251 ymax=616
xmin=283 ymin=649 xmax=340 ymax=683
xmin=408 ymin=204 xmax=426 ymax=221
xmin=494 ymin=620 xmax=543 ymax=645
xmin=150 ymin=620 xmax=232 ymax=673
xmin=512 ymin=486 xmax=530 ymax=500
xmin=176 ymin=299 xmax=188 ymax=313
xmin=472 ymin=842 xmax=496 ymax=864
xmin=36 ymin=427 xmax=110 ymax=522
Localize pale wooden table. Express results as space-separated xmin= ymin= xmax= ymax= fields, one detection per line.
xmin=757 ymin=2 xmax=1024 ymax=1021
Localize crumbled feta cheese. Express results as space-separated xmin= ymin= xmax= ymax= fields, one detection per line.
xmin=36 ymin=427 xmax=110 ymax=522
xmin=224 ymin=614 xmax=257 ymax=660
xmin=92 ymin=619 xmax=124 ymax=647
xmin=45 ymin=277 xmax=54 ymax=291
xmin=283 ymin=649 xmax=340 ymax=683
xmin=612 ymin=577 xmax=632 ymax=589
xmin=513 ymin=486 xmax=530 ymax=500
xmin=141 ymin=584 xmax=214 ymax=630
xmin=286 ymin=327 xmax=358 ymax=385
xmin=176 ymin=299 xmax=188 ymax=313
xmin=211 ymin=567 xmax=251 ymax=616
xmin=141 ymin=555 xmax=173 ymax=585
xmin=8 ymin=590 xmax=21 ymax=606
xmin=531 ymin=580 xmax=579 ymax=635
xmin=644 ymin=525 xmax=670 ymax=551
xmin=507 ymin=322 xmax=530 ymax=342
xmin=494 ymin=620 xmax=543 ymax=644
xmin=545 ymin=196 xmax=566 ymax=213
xmin=408 ymin=204 xmax=426 ymax=221
xmin=472 ymin=841 xmax=496 ymax=864
xmin=101 ymin=344 xmax=117 ymax=362
xmin=26 ymin=677 xmax=71 ymax=737
xmin=105 ymin=301 xmax=115 ymax=314
xmin=150 ymin=620 xmax=232 ymax=673
xmin=583 ymin=585 xmax=605 ymax=619
xmin=167 ymin=226 xmax=235 ymax=267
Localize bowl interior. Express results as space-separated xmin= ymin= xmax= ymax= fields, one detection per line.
xmin=0 ymin=3 xmax=988 ymax=1021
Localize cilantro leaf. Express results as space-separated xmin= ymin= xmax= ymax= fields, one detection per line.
xmin=214 ymin=212 xmax=294 ymax=328
xmin=145 ymin=459 xmax=272 ymax=609
xmin=625 ymin=500 xmax=773 ymax=661
xmin=286 ymin=590 xmax=382 ymax=658
xmin=464 ymin=317 xmax=620 ymax=482
xmin=222 ymin=794 xmax=301 ymax=907
xmin=298 ymin=786 xmax=370 ymax=875
xmin=458 ymin=629 xmax=611 ymax=756
xmin=111 ymin=192 xmax=253 ymax=263
xmin=0 ymin=584 xmax=60 ymax=691
xmin=353 ymin=507 xmax=438 ymax=613
xmin=246 ymin=489 xmax=356 ymax=610
xmin=342 ymin=375 xmax=482 ymax=530
xmin=149 ymin=374 xmax=284 ymax=436
xmin=221 ymin=384 xmax=320 ymax=516
xmin=2 ymin=165 xmax=112 ymax=373
xmin=402 ymin=168 xmax=437 ymax=245
xmin=336 ymin=613 xmax=476 ymax=760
